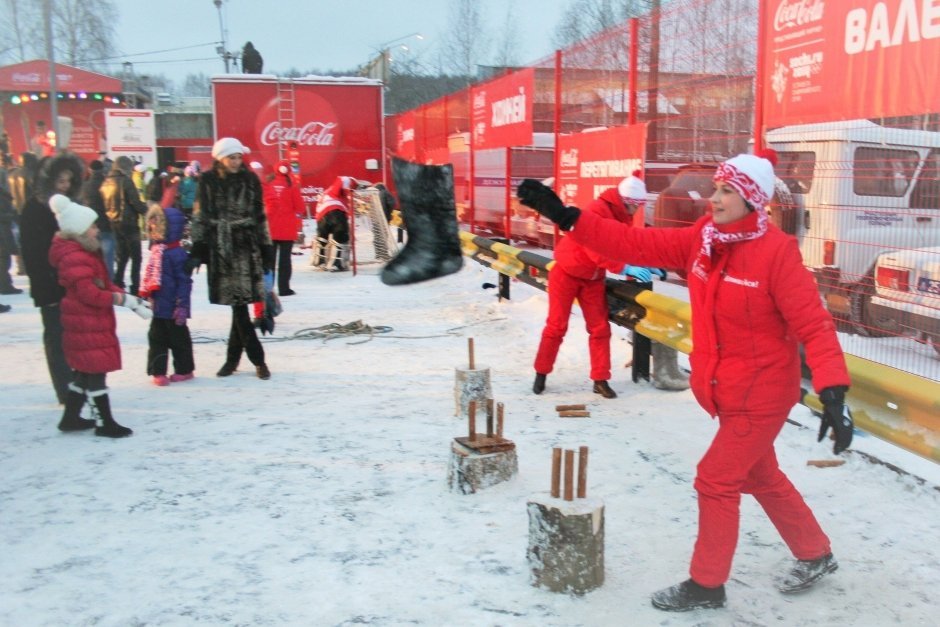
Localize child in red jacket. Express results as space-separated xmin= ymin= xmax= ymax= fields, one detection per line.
xmin=48 ymin=194 xmax=152 ymax=438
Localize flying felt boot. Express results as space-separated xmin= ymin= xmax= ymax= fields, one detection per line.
xmin=380 ymin=157 xmax=464 ymax=286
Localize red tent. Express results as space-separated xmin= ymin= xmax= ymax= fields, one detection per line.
xmin=0 ymin=60 xmax=125 ymax=164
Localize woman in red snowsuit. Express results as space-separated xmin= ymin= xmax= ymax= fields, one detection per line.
xmin=263 ymin=161 xmax=305 ymax=295
xmin=533 ymin=174 xmax=655 ymax=399
xmin=518 ymin=151 xmax=854 ymax=611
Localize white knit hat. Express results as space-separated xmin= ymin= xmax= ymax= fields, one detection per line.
xmin=617 ymin=169 xmax=647 ymax=202
xmin=50 ymin=194 xmax=98 ymax=236
xmin=212 ymin=137 xmax=251 ymax=160
xmin=713 ymin=150 xmax=778 ymax=208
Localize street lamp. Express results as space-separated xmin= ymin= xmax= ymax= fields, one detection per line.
xmin=373 ymin=32 xmax=423 ymax=85
xmin=213 ymin=0 xmax=229 ymax=72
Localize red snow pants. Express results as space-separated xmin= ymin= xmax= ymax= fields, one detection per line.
xmin=690 ymin=408 xmax=831 ymax=587
xmin=534 ymin=266 xmax=611 ymax=382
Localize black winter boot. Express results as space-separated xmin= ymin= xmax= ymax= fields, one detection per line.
xmin=777 ymin=553 xmax=838 ymax=593
xmin=90 ymin=392 xmax=133 ymax=438
xmin=651 ymin=579 xmax=726 ymax=611
xmin=216 ymin=362 xmax=238 ymax=377
xmin=380 ymin=158 xmax=463 ymax=286
xmin=592 ymin=380 xmax=617 ymax=399
xmin=533 ymin=373 xmax=547 ymax=395
xmin=57 ymin=388 xmax=95 ymax=432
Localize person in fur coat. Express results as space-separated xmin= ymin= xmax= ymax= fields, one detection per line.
xmin=140 ymin=203 xmax=195 ymax=386
xmin=47 ymin=194 xmax=151 ymax=437
xmin=263 ymin=160 xmax=305 ymax=295
xmin=19 ymin=153 xmax=84 ymax=404
xmin=518 ymin=150 xmax=854 ymax=611
xmin=189 ymin=137 xmax=274 ymax=380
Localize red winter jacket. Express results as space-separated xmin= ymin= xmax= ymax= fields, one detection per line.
xmin=569 ymin=210 xmax=850 ymax=417
xmin=263 ymin=166 xmax=306 ymax=241
xmin=48 ymin=236 xmax=124 ymax=373
xmin=553 ymin=187 xmax=632 ymax=280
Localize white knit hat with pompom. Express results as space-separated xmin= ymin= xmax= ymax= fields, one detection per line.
xmin=49 ymin=194 xmax=98 ymax=236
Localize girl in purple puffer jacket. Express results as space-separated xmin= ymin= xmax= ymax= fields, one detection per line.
xmin=140 ymin=203 xmax=195 ymax=386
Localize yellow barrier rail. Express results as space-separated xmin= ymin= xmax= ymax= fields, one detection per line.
xmin=459 ymin=229 xmax=940 ymax=464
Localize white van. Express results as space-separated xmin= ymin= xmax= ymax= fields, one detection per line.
xmin=767 ymin=120 xmax=940 ymax=334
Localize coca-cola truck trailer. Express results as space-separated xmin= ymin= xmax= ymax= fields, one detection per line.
xmin=211 ymin=75 xmax=384 ymax=205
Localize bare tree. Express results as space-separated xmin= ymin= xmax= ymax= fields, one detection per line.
xmin=0 ymin=0 xmax=41 ymax=63
xmin=492 ymin=3 xmax=521 ymax=68
xmin=440 ymin=0 xmax=490 ymax=80
xmin=50 ymin=0 xmax=118 ymax=69
xmin=552 ymin=0 xmax=653 ymax=49
xmin=180 ymin=73 xmax=212 ymax=97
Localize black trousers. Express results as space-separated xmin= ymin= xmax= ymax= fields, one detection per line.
xmin=226 ymin=304 xmax=264 ymax=366
xmin=147 ymin=318 xmax=195 ymax=376
xmin=273 ymin=240 xmax=293 ymax=292
xmin=72 ymin=371 xmax=107 ymax=393
xmin=0 ymin=220 xmax=15 ymax=291
xmin=41 ymin=304 xmax=73 ymax=403
xmin=114 ymin=228 xmax=142 ymax=294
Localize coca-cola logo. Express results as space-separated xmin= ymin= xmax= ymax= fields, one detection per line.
xmin=253 ymin=90 xmax=341 ymax=175
xmin=259 ymin=121 xmax=337 ymax=147
xmin=774 ymin=0 xmax=825 ymax=31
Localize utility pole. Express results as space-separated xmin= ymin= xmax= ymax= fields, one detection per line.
xmin=43 ymin=0 xmax=59 ymax=150
xmin=213 ymin=0 xmax=229 ymax=72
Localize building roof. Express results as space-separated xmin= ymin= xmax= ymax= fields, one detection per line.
xmin=0 ymin=60 xmax=121 ymax=93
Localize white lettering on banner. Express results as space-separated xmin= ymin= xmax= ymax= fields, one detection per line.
xmin=845 ymin=0 xmax=940 ymax=54
xmin=579 ymin=158 xmax=642 ymax=179
xmin=491 ymin=87 xmax=527 ymax=128
xmin=473 ymin=90 xmax=487 ymax=110
xmin=789 ymin=51 xmax=823 ymax=78
xmin=774 ymin=0 xmax=825 ymax=31
xmin=401 ymin=128 xmax=414 ymax=143
xmin=260 ymin=121 xmax=336 ymax=147
xmin=560 ymin=149 xmax=579 ymax=168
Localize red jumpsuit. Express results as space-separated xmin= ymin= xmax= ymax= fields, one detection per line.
xmin=568 ymin=209 xmax=850 ymax=587
xmin=534 ymin=188 xmax=633 ymax=381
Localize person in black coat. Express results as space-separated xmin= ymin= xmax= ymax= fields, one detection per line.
xmin=81 ymin=159 xmax=114 ymax=280
xmin=19 ymin=153 xmax=85 ymax=403
xmin=100 ymin=156 xmax=147 ymax=295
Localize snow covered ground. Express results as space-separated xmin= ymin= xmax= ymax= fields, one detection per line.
xmin=1 ymin=252 xmax=939 ymax=626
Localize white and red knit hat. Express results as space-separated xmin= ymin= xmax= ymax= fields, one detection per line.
xmin=713 ymin=149 xmax=778 ymax=209
xmin=617 ymin=169 xmax=647 ymax=202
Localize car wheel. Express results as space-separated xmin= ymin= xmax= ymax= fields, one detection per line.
xmin=849 ymin=275 xmax=891 ymax=338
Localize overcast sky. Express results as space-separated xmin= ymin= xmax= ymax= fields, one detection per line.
xmin=114 ymin=0 xmax=569 ymax=85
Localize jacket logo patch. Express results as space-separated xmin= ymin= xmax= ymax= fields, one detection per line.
xmin=724 ymin=274 xmax=759 ymax=288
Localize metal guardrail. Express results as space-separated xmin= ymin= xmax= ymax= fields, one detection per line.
xmin=458 ymin=230 xmax=940 ymax=464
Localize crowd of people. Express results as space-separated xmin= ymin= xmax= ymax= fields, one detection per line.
xmin=2 ymin=137 xmax=316 ymax=437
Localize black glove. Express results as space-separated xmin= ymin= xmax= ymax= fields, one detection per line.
xmin=185 ymin=256 xmax=202 ymax=275
xmin=516 ymin=179 xmax=581 ymax=231
xmin=818 ymin=386 xmax=854 ymax=455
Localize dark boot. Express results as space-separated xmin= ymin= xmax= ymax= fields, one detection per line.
xmin=533 ymin=373 xmax=546 ymax=394
xmin=592 ymin=380 xmax=617 ymax=399
xmin=216 ymin=362 xmax=238 ymax=377
xmin=256 ymin=363 xmax=271 ymax=380
xmin=380 ymin=158 xmax=463 ymax=286
xmin=57 ymin=388 xmax=95 ymax=432
xmin=777 ymin=553 xmax=838 ymax=593
xmin=651 ymin=579 xmax=726 ymax=611
xmin=90 ymin=392 xmax=133 ymax=438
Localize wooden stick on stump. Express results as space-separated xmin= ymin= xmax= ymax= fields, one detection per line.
xmin=468 ymin=400 xmax=476 ymax=441
xmin=486 ymin=399 xmax=494 ymax=437
xmin=551 ymin=448 xmax=561 ymax=498
xmin=496 ymin=402 xmax=504 ymax=437
xmin=555 ymin=404 xmax=586 ymax=412
xmin=564 ymin=449 xmax=575 ymax=501
xmin=468 ymin=337 xmax=475 ymax=370
xmin=577 ymin=446 xmax=589 ymax=498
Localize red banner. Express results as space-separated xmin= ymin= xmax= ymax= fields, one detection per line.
xmin=471 ymin=67 xmax=534 ymax=149
xmin=395 ymin=110 xmax=416 ymax=159
xmin=764 ymin=0 xmax=940 ymax=127
xmin=557 ymin=124 xmax=648 ymax=211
